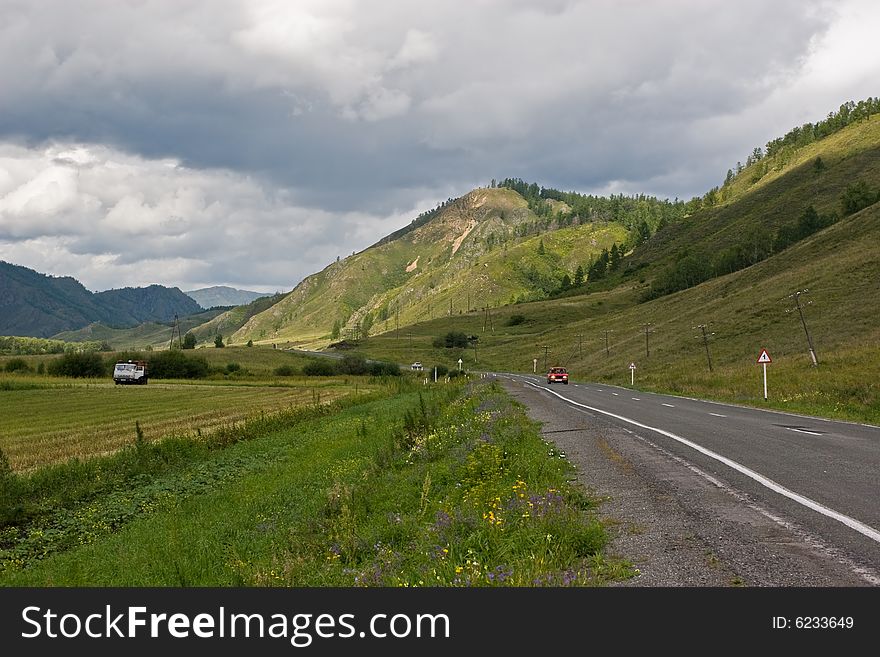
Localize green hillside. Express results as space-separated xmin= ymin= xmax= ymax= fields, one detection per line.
xmin=347 ymin=110 xmax=880 ymax=423
xmin=189 ymin=293 xmax=286 ymax=346
xmin=233 ymin=188 xmax=631 ymax=348
xmin=53 ymin=308 xmax=225 ymax=350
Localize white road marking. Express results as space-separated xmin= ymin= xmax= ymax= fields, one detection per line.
xmin=611 ymin=392 xmax=619 ymax=396
xmin=631 ymin=397 xmax=641 ymax=401
xmin=661 ymin=403 xmax=675 ymax=408
xmin=709 ymin=412 xmax=727 ymax=418
xmin=788 ymin=427 xmax=822 ymax=436
xmin=523 ymin=381 xmax=880 ymax=545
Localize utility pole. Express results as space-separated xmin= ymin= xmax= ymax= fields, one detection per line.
xmin=785 ymin=289 xmax=818 ymax=366
xmin=576 ymin=334 xmax=583 ymax=357
xmin=603 ymin=330 xmax=613 ymax=356
xmin=169 ymin=314 xmax=181 ymax=350
xmin=449 ymin=298 xmax=453 ymax=317
xmin=644 ymin=323 xmax=653 ymax=358
xmin=467 ymin=291 xmax=470 ymax=313
xmin=540 ymin=345 xmax=550 ymax=372
xmin=694 ymin=324 xmax=714 ymax=372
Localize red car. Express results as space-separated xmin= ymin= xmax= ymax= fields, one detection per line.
xmin=546 ymin=366 xmax=568 ymax=384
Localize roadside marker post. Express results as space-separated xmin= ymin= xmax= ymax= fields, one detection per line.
xmin=533 ymin=358 xmax=537 ymax=373
xmin=629 ymin=362 xmax=636 ymax=385
xmin=757 ymin=348 xmax=772 ymax=399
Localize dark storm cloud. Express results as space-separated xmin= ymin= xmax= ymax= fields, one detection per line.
xmin=1 ymin=0 xmax=876 ymax=291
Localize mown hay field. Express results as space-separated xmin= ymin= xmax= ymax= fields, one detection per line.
xmin=0 ymin=377 xmax=373 ymax=471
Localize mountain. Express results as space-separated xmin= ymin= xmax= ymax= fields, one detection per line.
xmin=184 ymin=286 xmax=269 ymax=308
xmin=344 ymin=102 xmax=880 ymax=419
xmin=188 ymin=293 xmax=286 ymax=346
xmin=231 ymin=187 xmax=646 ymax=347
xmin=93 ymin=285 xmax=203 ymax=324
xmin=52 ymin=308 xmax=227 ymax=350
xmin=0 ymin=261 xmax=203 ymax=338
xmin=236 ymin=100 xmax=880 ymax=353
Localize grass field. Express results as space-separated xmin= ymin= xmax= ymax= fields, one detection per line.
xmin=1 ymin=381 xmax=631 ymax=586
xmin=0 ymin=377 xmax=375 ymax=471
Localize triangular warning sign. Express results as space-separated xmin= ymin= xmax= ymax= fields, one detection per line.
xmin=757 ymin=349 xmax=772 ymax=364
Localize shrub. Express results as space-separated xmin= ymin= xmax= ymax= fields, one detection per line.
xmin=147 ymin=350 xmax=209 ymax=379
xmin=432 ymin=364 xmax=449 ymax=377
xmin=4 ymin=358 xmax=30 ymax=373
xmin=368 ymin=361 xmax=401 ymax=376
xmin=302 ymin=359 xmax=336 ymax=376
xmin=182 ymin=332 xmax=197 ymax=349
xmin=225 ymin=362 xmax=242 ymax=373
xmin=47 ymin=352 xmax=107 ymax=378
xmin=506 ymin=314 xmax=526 ymax=326
xmin=214 ymin=334 xmax=225 ymax=348
xmin=273 ymin=365 xmax=297 ymax=376
xmin=337 ymin=354 xmax=369 ymax=375
xmin=435 ymin=331 xmax=469 ymax=348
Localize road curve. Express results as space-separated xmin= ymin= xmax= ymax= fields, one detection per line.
xmin=495 ymin=373 xmax=880 ymax=586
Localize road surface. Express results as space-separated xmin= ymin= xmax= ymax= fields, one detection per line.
xmin=496 ymin=373 xmax=880 ymax=586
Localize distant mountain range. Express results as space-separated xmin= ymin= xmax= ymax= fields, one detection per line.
xmin=184 ymin=286 xmax=269 ymax=308
xmin=0 ymin=261 xmax=203 ymax=337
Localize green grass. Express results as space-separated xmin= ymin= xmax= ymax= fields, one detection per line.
xmin=350 ymin=201 xmax=880 ymax=424
xmin=0 ymin=381 xmax=631 ymax=586
xmin=0 ymin=374 xmax=376 ymax=471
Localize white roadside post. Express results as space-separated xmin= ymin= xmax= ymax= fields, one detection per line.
xmin=457 ymin=358 xmax=463 ymax=371
xmin=629 ymin=362 xmax=636 ymax=385
xmin=533 ymin=358 xmax=537 ymax=373
xmin=757 ymin=348 xmax=772 ymax=399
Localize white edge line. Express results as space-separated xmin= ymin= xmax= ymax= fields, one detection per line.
xmin=523 ymin=381 xmax=880 ymax=545
xmin=788 ymin=428 xmax=823 ymax=436
xmin=709 ymin=412 xmax=727 ymax=418
xmin=502 ymin=373 xmax=880 ymax=431
xmin=661 ymin=403 xmax=675 ymax=408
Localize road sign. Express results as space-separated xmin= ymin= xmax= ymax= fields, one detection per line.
xmin=629 ymin=362 xmax=636 ymax=369
xmin=457 ymin=358 xmax=463 ymax=371
xmin=757 ymin=349 xmax=771 ymax=399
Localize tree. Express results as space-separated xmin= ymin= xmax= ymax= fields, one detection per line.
xmin=573 ymin=265 xmax=585 ymax=287
xmin=361 ymin=312 xmax=374 ymax=337
xmin=537 ymin=239 xmax=545 ymax=255
xmin=559 ymin=274 xmax=572 ymax=291
xmin=182 ymin=332 xmax=197 ymax=349
xmin=331 ymin=319 xmax=341 ymax=339
xmin=609 ymin=244 xmax=622 ymax=271
xmin=214 ymin=334 xmax=225 ymax=348
xmin=246 ymin=339 xmax=253 ymax=347
xmin=841 ymin=180 xmax=878 ymax=216
xmin=813 ymin=156 xmax=826 ymax=173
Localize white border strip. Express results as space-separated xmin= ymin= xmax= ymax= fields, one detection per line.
xmin=523 ymin=380 xmax=880 ymax=544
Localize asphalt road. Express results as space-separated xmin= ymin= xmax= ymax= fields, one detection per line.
xmin=496 ymin=373 xmax=880 ymax=585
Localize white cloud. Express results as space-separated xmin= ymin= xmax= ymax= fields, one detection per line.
xmin=0 ymin=0 xmax=877 ymax=291
xmin=0 ymin=141 xmax=432 ymax=291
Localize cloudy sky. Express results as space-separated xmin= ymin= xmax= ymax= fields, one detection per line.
xmin=1 ymin=0 xmax=878 ymax=293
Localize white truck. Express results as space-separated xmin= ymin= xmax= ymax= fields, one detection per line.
xmin=113 ymin=360 xmax=148 ymax=385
